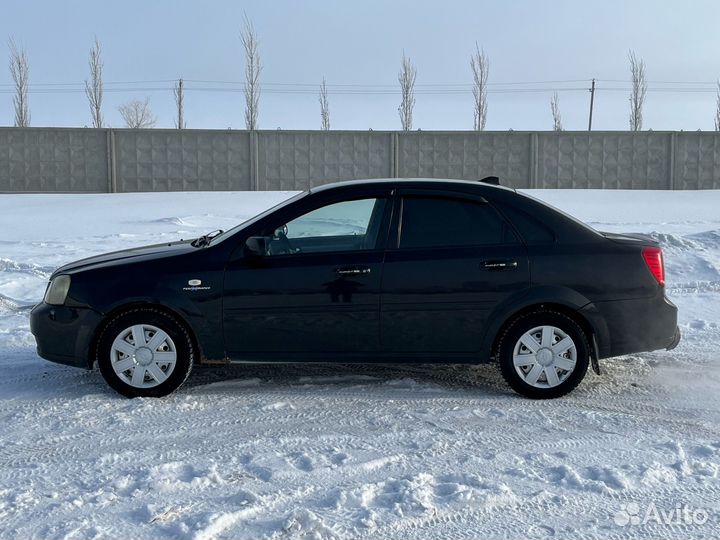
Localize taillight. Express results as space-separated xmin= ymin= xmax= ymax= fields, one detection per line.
xmin=642 ymin=246 xmax=665 ymax=286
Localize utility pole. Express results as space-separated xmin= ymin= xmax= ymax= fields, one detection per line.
xmin=588 ymin=78 xmax=596 ymax=131
xmin=174 ymin=78 xmax=185 ymax=129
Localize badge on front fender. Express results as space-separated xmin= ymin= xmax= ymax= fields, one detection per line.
xmin=183 ymin=279 xmax=210 ymax=291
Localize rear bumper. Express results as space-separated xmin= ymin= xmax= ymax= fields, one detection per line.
xmin=593 ymin=293 xmax=679 ymax=358
xmin=30 ymin=303 xmax=103 ymax=369
xmin=666 ymin=325 xmax=681 ymax=351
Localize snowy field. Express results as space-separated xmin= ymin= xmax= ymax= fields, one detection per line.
xmin=0 ymin=189 xmax=719 ymax=539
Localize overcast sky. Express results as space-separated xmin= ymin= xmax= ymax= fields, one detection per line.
xmin=1 ymin=0 xmax=719 ymax=131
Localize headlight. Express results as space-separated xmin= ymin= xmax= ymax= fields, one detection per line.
xmin=44 ymin=275 xmax=71 ymax=305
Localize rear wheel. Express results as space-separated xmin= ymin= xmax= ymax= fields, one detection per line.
xmin=497 ymin=310 xmax=590 ymax=399
xmin=97 ymin=308 xmax=194 ymax=398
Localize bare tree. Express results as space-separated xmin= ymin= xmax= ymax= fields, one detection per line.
xmin=84 ymin=37 xmax=103 ymax=128
xmin=628 ymin=50 xmax=647 ymax=131
xmin=118 ymin=97 xmax=156 ymax=128
xmin=715 ymin=80 xmax=720 ymax=131
xmin=174 ymin=78 xmax=185 ymax=129
xmin=319 ymin=77 xmax=330 ymax=130
xmin=550 ymin=92 xmax=563 ymax=131
xmin=470 ymin=43 xmax=489 ymax=130
xmin=241 ymin=14 xmax=261 ymax=130
xmin=8 ymin=39 xmax=30 ymax=127
xmin=398 ymin=52 xmax=416 ymax=131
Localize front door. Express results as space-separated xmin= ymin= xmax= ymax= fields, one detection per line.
xmin=223 ymin=194 xmax=391 ymax=358
xmin=380 ymin=191 xmax=530 ymax=353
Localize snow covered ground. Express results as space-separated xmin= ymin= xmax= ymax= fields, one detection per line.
xmin=0 ymin=189 xmax=719 ymax=539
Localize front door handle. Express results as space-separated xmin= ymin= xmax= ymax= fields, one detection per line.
xmin=335 ymin=266 xmax=372 ymax=276
xmin=481 ymin=260 xmax=518 ymax=271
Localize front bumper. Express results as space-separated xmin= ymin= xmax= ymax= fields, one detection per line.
xmin=30 ymin=303 xmax=103 ymax=369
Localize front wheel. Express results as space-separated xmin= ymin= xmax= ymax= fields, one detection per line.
xmin=97 ymin=308 xmax=194 ymax=398
xmin=497 ymin=310 xmax=590 ymax=399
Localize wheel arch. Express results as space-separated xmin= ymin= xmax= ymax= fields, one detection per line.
xmin=480 ymin=287 xmax=608 ymax=364
xmin=88 ymin=301 xmax=204 ymax=369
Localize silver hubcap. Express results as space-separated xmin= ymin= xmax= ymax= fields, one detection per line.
xmin=110 ymin=324 xmax=177 ymax=389
xmin=513 ymin=325 xmax=577 ymax=388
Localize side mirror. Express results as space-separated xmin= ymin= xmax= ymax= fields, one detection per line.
xmin=245 ymin=236 xmax=268 ymax=257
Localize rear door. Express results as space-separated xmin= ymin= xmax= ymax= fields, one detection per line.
xmin=380 ymin=190 xmax=530 ymax=354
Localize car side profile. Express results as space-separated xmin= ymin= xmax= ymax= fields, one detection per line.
xmin=30 ymin=178 xmax=680 ymax=399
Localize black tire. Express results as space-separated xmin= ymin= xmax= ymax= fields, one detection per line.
xmin=97 ymin=308 xmax=194 ymax=398
xmin=497 ymin=310 xmax=590 ymax=399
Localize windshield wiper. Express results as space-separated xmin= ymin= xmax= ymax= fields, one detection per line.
xmin=191 ymin=229 xmax=223 ymax=248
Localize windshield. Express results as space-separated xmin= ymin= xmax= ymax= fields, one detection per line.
xmin=210 ymin=191 xmax=307 ymax=244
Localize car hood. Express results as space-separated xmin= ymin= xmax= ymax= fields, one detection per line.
xmin=53 ymin=240 xmax=196 ymax=277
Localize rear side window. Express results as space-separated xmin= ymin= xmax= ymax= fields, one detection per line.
xmin=399 ymin=196 xmax=517 ymax=249
xmin=495 ymin=202 xmax=555 ymax=244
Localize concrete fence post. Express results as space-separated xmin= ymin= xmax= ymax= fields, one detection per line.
xmin=106 ymin=128 xmax=117 ymax=193
xmin=529 ymin=132 xmax=539 ymax=188
xmin=391 ymin=132 xmax=399 ymax=178
xmin=669 ymin=132 xmax=677 ymax=190
xmin=249 ymin=131 xmax=258 ymax=190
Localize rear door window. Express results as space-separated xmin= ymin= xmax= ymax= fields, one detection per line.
xmin=494 ymin=202 xmax=555 ymax=244
xmin=399 ymin=196 xmax=518 ymax=249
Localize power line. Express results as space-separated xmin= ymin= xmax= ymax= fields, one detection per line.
xmin=0 ymin=86 xmax=594 ymax=95
xmin=182 ymin=78 xmax=592 ymax=87
xmin=0 ymin=79 xmax=178 ymax=88
xmin=0 ymin=86 xmax=716 ymax=96
xmin=1 ymin=77 xmax=715 ymax=88
xmin=597 ymin=79 xmax=718 ymax=85
xmin=0 ymin=78 xmax=717 ymax=97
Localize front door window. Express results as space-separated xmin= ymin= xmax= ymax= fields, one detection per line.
xmin=267 ymin=198 xmax=386 ymax=255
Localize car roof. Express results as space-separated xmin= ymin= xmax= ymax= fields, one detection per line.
xmin=309 ymin=178 xmax=516 ymax=195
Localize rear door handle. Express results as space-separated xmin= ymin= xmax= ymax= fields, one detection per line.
xmin=335 ymin=266 xmax=372 ymax=276
xmin=481 ymin=260 xmax=518 ymax=271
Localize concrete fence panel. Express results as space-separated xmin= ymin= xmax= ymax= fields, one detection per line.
xmin=397 ymin=132 xmax=533 ymax=188
xmin=674 ymin=132 xmax=720 ymax=190
xmin=256 ymin=131 xmax=393 ymax=190
xmin=537 ymin=132 xmax=671 ymax=189
xmin=0 ymin=128 xmax=108 ymax=192
xmin=114 ymin=129 xmax=252 ymax=192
